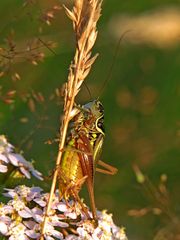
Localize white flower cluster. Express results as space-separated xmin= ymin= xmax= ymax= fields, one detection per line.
xmin=0 ymin=185 xmax=128 ymax=240
xmin=0 ymin=135 xmax=42 ymax=180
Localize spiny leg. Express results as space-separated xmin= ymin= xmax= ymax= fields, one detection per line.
xmin=77 ymin=134 xmax=98 ymax=222
xmin=71 ymin=188 xmax=90 ymax=219
xmin=96 ymin=160 xmax=118 ymax=175
xmin=80 ymin=156 xmax=97 ymax=221
xmin=64 ymin=176 xmax=90 ymax=219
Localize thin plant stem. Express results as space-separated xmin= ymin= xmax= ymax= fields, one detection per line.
xmin=40 ymin=0 xmax=102 ymax=238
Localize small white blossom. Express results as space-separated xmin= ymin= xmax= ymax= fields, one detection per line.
xmin=44 ymin=222 xmax=64 ymax=239
xmin=0 ymin=203 xmax=13 ymax=216
xmin=0 ymin=220 xmax=8 ymax=235
xmin=0 ymin=135 xmax=43 ymax=180
xmin=0 ymin=186 xmax=128 ymax=240
xmin=8 ymin=222 xmax=29 ymax=240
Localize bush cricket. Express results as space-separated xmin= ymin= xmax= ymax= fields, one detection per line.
xmin=58 ymin=99 xmax=118 ymax=222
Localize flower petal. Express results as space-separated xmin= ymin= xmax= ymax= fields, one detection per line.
xmin=25 ymin=229 xmax=40 ymax=239
xmin=20 ymin=167 xmax=31 ymax=179
xmin=51 ymin=229 xmax=63 ymax=239
xmin=26 ymin=187 xmax=42 ymax=201
xmin=57 ymin=202 xmax=68 ymax=212
xmin=31 ymin=207 xmax=43 ymax=215
xmin=23 ymin=220 xmax=37 ymax=229
xmin=0 ymin=164 xmax=8 ymax=173
xmin=53 ymin=220 xmax=69 ymax=228
xmin=34 ymin=198 xmax=46 ymax=207
xmin=0 ymin=221 xmax=8 ymax=235
xmin=65 ymin=235 xmax=78 ymax=240
xmin=31 ymin=186 xmax=42 ymax=193
xmin=3 ymin=189 xmax=17 ymax=198
xmin=19 ymin=207 xmax=32 ymax=218
xmin=65 ymin=211 xmax=77 ymax=219
xmin=14 ymin=154 xmax=30 ymax=166
xmin=31 ymin=207 xmax=43 ymax=222
xmin=8 ymin=153 xmax=20 ymax=166
xmin=0 ymin=153 xmax=8 ymax=162
xmin=31 ymin=169 xmax=43 ymax=181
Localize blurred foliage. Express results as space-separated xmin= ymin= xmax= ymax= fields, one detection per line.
xmin=0 ymin=0 xmax=180 ymax=239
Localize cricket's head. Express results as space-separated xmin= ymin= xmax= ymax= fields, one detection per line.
xmin=83 ymin=100 xmax=105 ymax=135
xmin=84 ymin=99 xmax=104 ymax=116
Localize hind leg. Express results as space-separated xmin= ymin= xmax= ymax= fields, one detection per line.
xmin=96 ymin=160 xmax=118 ymax=175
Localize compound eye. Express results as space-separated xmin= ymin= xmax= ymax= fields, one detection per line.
xmin=97 ymin=116 xmax=105 ymax=133
xmin=98 ymin=121 xmax=102 ymax=128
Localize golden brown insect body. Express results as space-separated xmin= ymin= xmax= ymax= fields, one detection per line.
xmin=58 ymin=100 xmax=117 ymax=221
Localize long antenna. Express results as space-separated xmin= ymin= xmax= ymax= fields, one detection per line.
xmin=37 ymin=37 xmax=57 ymax=56
xmin=83 ymin=82 xmax=92 ymax=100
xmin=38 ymin=37 xmax=92 ymax=100
xmin=99 ymin=30 xmax=131 ymax=97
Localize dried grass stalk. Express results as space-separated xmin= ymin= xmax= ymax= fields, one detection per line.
xmin=41 ymin=0 xmax=102 ymax=237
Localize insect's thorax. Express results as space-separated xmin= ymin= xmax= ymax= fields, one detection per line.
xmin=72 ymin=99 xmax=105 ymax=137
xmin=70 ymin=112 xmax=103 ymax=151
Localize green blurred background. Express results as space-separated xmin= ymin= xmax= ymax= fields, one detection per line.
xmin=0 ymin=0 xmax=180 ymax=239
